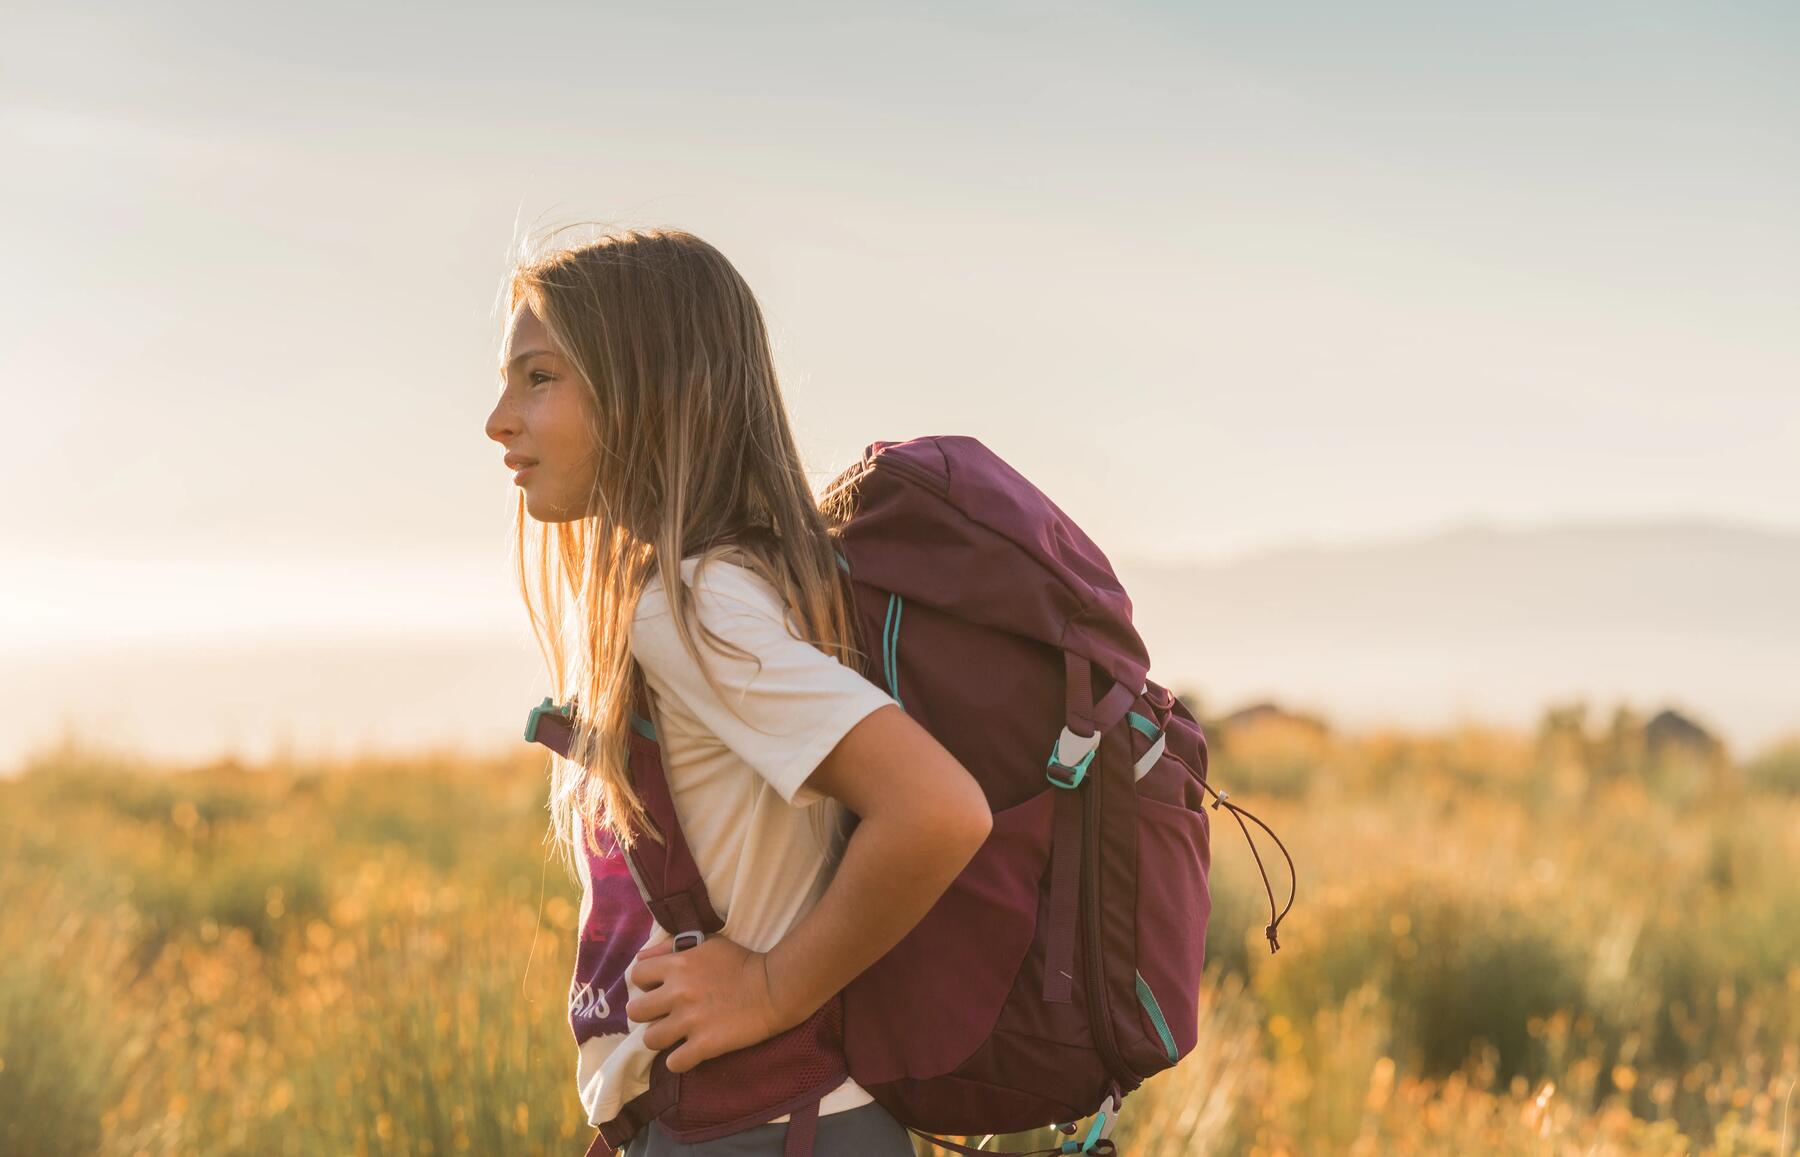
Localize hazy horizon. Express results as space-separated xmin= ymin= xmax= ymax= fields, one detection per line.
xmin=6 ymin=516 xmax=1795 ymax=777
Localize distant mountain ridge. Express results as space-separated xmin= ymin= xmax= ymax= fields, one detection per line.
xmin=1114 ymin=519 xmax=1799 ymax=755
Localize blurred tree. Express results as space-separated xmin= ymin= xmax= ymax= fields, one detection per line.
xmin=1744 ymin=736 xmax=1800 ymax=794
xmin=1595 ymin=703 xmax=1647 ymax=782
xmin=1535 ymin=698 xmax=1595 ymax=802
xmin=1644 ymin=706 xmax=1733 ymax=803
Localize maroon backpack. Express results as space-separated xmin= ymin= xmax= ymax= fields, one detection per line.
xmin=526 ymin=435 xmax=1294 ymax=1157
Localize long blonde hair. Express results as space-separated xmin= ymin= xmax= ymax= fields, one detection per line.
xmin=500 ymin=226 xmax=869 ymax=885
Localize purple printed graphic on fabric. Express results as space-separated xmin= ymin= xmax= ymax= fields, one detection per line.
xmin=568 ymin=824 xmax=654 ymax=1044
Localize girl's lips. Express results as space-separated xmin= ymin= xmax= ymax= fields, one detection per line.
xmin=513 ymin=465 xmax=536 ymax=483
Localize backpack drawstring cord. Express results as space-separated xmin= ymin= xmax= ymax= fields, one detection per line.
xmin=1196 ymin=777 xmax=1296 ymax=954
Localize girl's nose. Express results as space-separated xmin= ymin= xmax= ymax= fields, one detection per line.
xmin=485 ymin=398 xmax=518 ymax=444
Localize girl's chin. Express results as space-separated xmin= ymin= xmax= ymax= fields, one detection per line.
xmin=524 ymin=493 xmax=584 ymax=524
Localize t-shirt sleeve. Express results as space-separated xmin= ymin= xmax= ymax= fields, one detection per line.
xmin=629 ymin=560 xmax=895 ymax=807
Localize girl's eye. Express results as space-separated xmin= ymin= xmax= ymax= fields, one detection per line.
xmin=529 ymin=371 xmax=554 ymax=387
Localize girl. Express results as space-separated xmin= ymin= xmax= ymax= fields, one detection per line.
xmin=484 ymin=227 xmax=994 ymax=1156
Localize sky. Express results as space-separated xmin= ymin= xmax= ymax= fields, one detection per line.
xmin=2 ymin=1 xmax=1796 ymax=765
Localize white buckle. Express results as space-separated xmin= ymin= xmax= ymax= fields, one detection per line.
xmin=1053 ymin=725 xmax=1102 ymax=769
xmin=1096 ymin=1092 xmax=1120 ymax=1141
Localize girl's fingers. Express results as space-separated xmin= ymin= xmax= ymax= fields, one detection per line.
xmin=628 ymin=952 xmax=674 ymax=990
xmin=624 ymin=988 xmax=672 ymax=1023
xmin=635 ymin=938 xmax=677 ymax=961
xmin=643 ymin=1017 xmax=688 ymax=1054
xmin=664 ymin=1036 xmax=704 ymax=1074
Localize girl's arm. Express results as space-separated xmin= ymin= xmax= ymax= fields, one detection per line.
xmin=764 ymin=702 xmax=992 ymax=1021
xmin=625 ymin=703 xmax=991 ymax=1071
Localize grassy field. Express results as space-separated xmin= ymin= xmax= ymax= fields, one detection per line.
xmin=3 ymin=713 xmax=1798 ymax=1156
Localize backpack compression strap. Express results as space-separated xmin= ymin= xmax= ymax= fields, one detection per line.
xmin=1041 ymin=652 xmax=1138 ymax=1004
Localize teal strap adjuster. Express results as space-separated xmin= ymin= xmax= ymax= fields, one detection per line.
xmin=523 ymin=696 xmax=573 ymax=743
xmin=1056 ymin=1092 xmax=1120 ymax=1153
xmin=1046 ymin=724 xmax=1101 ymax=789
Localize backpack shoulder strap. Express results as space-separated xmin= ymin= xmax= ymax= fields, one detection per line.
xmin=521 ymin=677 xmax=725 ymax=941
xmin=624 ymin=673 xmax=726 ymax=941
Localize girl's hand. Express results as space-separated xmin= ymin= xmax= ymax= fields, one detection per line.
xmin=624 ymin=934 xmax=802 ymax=1073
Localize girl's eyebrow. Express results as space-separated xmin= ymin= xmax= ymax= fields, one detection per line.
xmin=498 ymin=348 xmax=557 ymax=375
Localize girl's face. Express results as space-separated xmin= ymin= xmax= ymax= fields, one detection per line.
xmin=486 ymin=300 xmax=601 ymax=522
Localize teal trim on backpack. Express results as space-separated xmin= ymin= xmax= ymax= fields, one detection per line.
xmin=1058 ymin=1104 xmax=1113 ymax=1155
xmin=834 ymin=550 xmax=851 ymax=574
xmin=629 ymin=713 xmax=658 ymax=742
xmin=882 ymin=593 xmax=905 ymax=708
xmin=1127 ymin=711 xmax=1160 ymax=740
xmin=1135 ymin=971 xmax=1179 ymax=1064
xmin=523 ymin=696 xmax=572 ymax=744
xmin=1081 ymin=1105 xmax=1110 ymax=1153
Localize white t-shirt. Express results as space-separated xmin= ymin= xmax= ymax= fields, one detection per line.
xmin=577 ymin=553 xmax=897 ymax=1129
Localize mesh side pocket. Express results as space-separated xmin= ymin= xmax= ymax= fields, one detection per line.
xmin=659 ymin=992 xmax=848 ymax=1140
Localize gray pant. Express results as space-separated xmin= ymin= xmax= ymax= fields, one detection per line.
xmin=620 ymin=1101 xmax=916 ymax=1156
